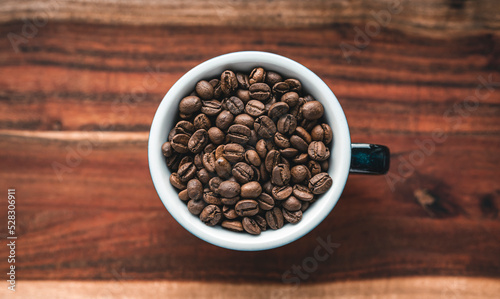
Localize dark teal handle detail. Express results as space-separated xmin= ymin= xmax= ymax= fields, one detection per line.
xmin=350 ymin=144 xmax=390 ymax=175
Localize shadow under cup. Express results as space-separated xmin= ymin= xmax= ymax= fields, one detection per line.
xmin=148 ymin=51 xmax=351 ymax=251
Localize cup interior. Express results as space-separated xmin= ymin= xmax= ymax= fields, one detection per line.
xmin=148 ymin=51 xmax=351 ymax=251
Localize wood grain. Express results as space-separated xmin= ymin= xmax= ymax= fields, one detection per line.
xmin=1 ymin=277 xmax=499 ymax=298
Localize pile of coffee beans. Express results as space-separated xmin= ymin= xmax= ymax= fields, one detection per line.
xmin=162 ymin=67 xmax=333 ymax=235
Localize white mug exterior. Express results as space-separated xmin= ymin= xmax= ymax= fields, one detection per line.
xmin=148 ymin=51 xmax=351 ymax=251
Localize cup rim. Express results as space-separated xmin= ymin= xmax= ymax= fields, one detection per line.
xmin=148 ymin=51 xmax=351 ymax=251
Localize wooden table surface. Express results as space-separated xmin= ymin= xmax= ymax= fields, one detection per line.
xmin=1 ymin=0 xmax=499 ymax=298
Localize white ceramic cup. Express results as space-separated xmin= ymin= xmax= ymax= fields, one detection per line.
xmin=148 ymin=51 xmax=388 ymax=251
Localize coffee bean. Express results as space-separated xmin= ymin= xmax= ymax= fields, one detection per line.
xmin=277 ymin=114 xmax=297 ymax=135
xmin=271 ymin=164 xmax=291 ymax=186
xmin=216 ymin=110 xmax=234 ymax=130
xmin=308 ymin=160 xmax=322 ymax=176
xmin=245 ymin=150 xmax=261 ymax=167
xmin=208 ymin=177 xmax=222 ymax=194
xmin=245 ymin=100 xmax=266 ymax=117
xmin=283 ymin=209 xmax=302 ymax=224
xmin=290 ymin=135 xmax=309 ymax=152
xmin=201 ymin=100 xmax=222 ymax=116
xmin=266 ymin=207 xmax=284 ymax=230
xmin=236 ymin=73 xmax=250 ymax=89
xmin=204 ymin=143 xmax=216 ymax=154
xmin=207 ymin=127 xmax=225 ymax=145
xmin=223 ymin=143 xmax=245 ymax=163
xmin=236 ymin=89 xmax=251 ymax=103
xmin=178 ymin=189 xmax=190 ymax=201
xmin=166 ymin=154 xmax=182 ymax=171
xmin=232 ymin=162 xmax=254 ymax=184
xmin=235 ymin=199 xmax=259 ymax=217
xmin=188 ymin=199 xmax=206 ymax=215
xmin=272 ymin=185 xmax=293 ymax=201
xmin=309 ymin=172 xmax=333 ymax=194
xmin=280 ymin=148 xmax=299 ymax=159
xmin=218 ymin=180 xmax=241 ymax=198
xmin=171 ymin=134 xmax=190 ymax=153
xmin=200 ymin=205 xmax=222 ymax=226
xmin=215 ymin=144 xmax=225 ymax=159
xmin=285 ymin=79 xmax=302 ymax=92
xmin=255 ymin=139 xmax=268 ymax=159
xmin=202 ymin=152 xmax=216 ymax=173
xmin=249 ymin=67 xmax=266 ymax=85
xmin=293 ymin=153 xmax=309 ymax=164
xmin=210 ymin=79 xmax=222 ymax=99
xmin=308 ymin=141 xmax=330 ymax=161
xmin=295 ymin=127 xmax=312 ymax=144
xmin=170 ymin=173 xmax=187 ymax=190
xmin=265 ymin=71 xmax=283 ymax=87
xmin=223 ymin=205 xmax=238 ymax=219
xmin=254 ymin=215 xmax=268 ymax=231
xmin=193 ymin=114 xmax=211 ymax=131
xmin=227 ymin=124 xmax=252 ymax=144
xmin=162 ymin=141 xmax=173 ymax=157
xmin=268 ymin=102 xmax=289 ymax=119
xmin=234 ymin=114 xmax=254 ymax=129
xmin=220 ymin=70 xmax=238 ymax=95
xmin=283 ymin=196 xmax=301 ymax=211
xmin=249 ymin=83 xmax=271 ymax=101
xmin=175 ymin=120 xmax=195 ymax=136
xmin=180 ymin=155 xmax=193 ymax=168
xmin=197 ymin=168 xmax=212 ymax=185
xmin=240 ymin=181 xmax=262 ymax=198
xmin=242 ymin=217 xmax=261 ymax=235
xmin=302 ymin=101 xmax=324 ymax=120
xmin=281 ymin=92 xmax=299 ymax=107
xmin=272 ymin=81 xmax=290 ymax=96
xmin=291 ymin=165 xmax=311 ymax=184
xmin=188 ymin=129 xmax=209 ymax=153
xmin=257 ymin=193 xmax=275 ymax=210
xmin=222 ymin=220 xmax=244 ymax=232
xmin=264 ymin=149 xmax=281 ymax=172
xmin=262 ymin=181 xmax=274 ymax=195
xmin=300 ymin=119 xmax=317 ymax=132
xmin=311 ymin=123 xmax=333 ymax=144
xmin=215 ymin=157 xmax=232 ymax=179
xmin=321 ymin=160 xmax=329 ymax=172
xmin=274 ymin=132 xmax=291 ymax=149
xmin=203 ymin=190 xmax=222 ymax=205
xmin=254 ymin=115 xmax=276 ymax=139
xmin=292 ymin=184 xmax=314 ymax=201
xmin=186 ymin=179 xmax=203 ymax=201
xmin=177 ymin=162 xmax=197 ymax=182
xmin=225 ymin=96 xmax=245 ymax=115
xmin=179 ymin=95 xmax=202 ymax=115
xmin=260 ymin=163 xmax=269 ymax=182
xmin=196 ymin=80 xmax=214 ymax=100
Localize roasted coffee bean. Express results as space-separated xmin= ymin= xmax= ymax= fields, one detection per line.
xmin=260 ymin=163 xmax=269 ymax=182
xmin=311 ymin=123 xmax=333 ymax=144
xmin=245 ymin=100 xmax=266 ymax=117
xmin=321 ymin=160 xmax=329 ymax=172
xmin=177 ymin=162 xmax=197 ymax=182
xmin=271 ymin=164 xmax=291 ymax=186
xmin=197 ymin=168 xmax=212 ymax=185
xmin=223 ymin=143 xmax=245 ymax=163
xmin=249 ymin=67 xmax=266 ymax=84
xmin=308 ymin=141 xmax=330 ymax=161
xmin=277 ymin=114 xmax=297 ymax=135
xmin=249 ymin=83 xmax=271 ymax=101
xmin=178 ymin=189 xmax=189 ymax=201
xmin=240 ymin=181 xmax=262 ymax=198
xmin=166 ymin=154 xmax=182 ymax=171
xmin=216 ymin=110 xmax=234 ymax=130
xmin=300 ymin=119 xmax=317 ymax=132
xmin=187 ymin=199 xmax=206 ymax=215
xmin=301 ymin=201 xmax=310 ymax=212
xmin=293 ymin=153 xmax=309 ymax=164
xmin=200 ymin=205 xmax=222 ymax=226
xmin=280 ymin=148 xmax=299 ymax=159
xmin=215 ymin=157 xmax=232 ymax=179
xmin=223 ymin=205 xmax=238 ymax=219
xmin=215 ymin=144 xmax=225 ymax=159
xmin=196 ymin=80 xmax=214 ymax=100
xmin=268 ymin=102 xmax=289 ymax=119
xmin=193 ymin=114 xmax=211 ymax=131
xmin=187 ymin=179 xmax=203 ymax=201
xmin=245 ymin=150 xmax=261 ymax=167
xmin=308 ymin=160 xmax=322 ymax=176
xmin=171 ymin=134 xmax=190 ymax=153
xmin=254 ymin=215 xmax=268 ymax=231
xmin=254 ymin=115 xmax=276 ymax=139
xmin=209 ymin=177 xmax=222 ymax=194
xmin=225 ymin=96 xmax=245 ymax=115
xmin=242 ymin=217 xmax=261 ymax=235
xmin=194 ymin=153 xmax=204 ymax=169
xmin=272 ymin=185 xmax=293 ymax=201
xmin=235 ymin=199 xmax=259 ymax=217
xmin=263 ymin=181 xmax=274 ymax=195
xmin=188 ymin=129 xmax=209 ymax=153
xmin=232 ymin=162 xmax=254 ymax=184
xmin=273 ymin=81 xmax=289 ymax=96
xmin=218 ymin=180 xmax=241 ymax=198
xmin=208 ymin=127 xmax=225 ymax=145
xmin=265 ymin=71 xmax=283 ymax=87
xmin=265 ymin=149 xmax=281 ymax=172
xmin=274 ymin=132 xmax=290 ymax=148
xmin=227 ymin=124 xmax=252 ymax=144
xmin=280 ymin=156 xmax=290 ymax=169
xmin=290 ymin=135 xmax=309 ymax=152
xmin=256 ymin=139 xmax=268 ymax=159
xmin=302 ymin=101 xmax=324 ymax=120
xmin=210 ymin=78 xmax=223 ymax=99
xmin=293 ymin=184 xmax=314 ymax=201
xmin=283 ymin=196 xmax=301 ymax=211
xmin=291 ymin=165 xmax=311 ymax=184
xmin=257 ymin=193 xmax=275 ymax=210
xmin=234 ymin=113 xmax=254 ymax=129
xmin=236 ymin=73 xmax=250 ymax=89
xmin=202 ymin=152 xmax=216 ymax=173
xmin=285 ymin=78 xmax=302 ymax=92
xmin=175 ymin=120 xmax=195 ymax=136
xmin=248 ymin=130 xmax=258 ymax=146
xmin=221 ymin=196 xmax=239 ymax=206
xmin=179 ymin=95 xmax=202 ymax=115
xmin=295 ymin=127 xmax=312 ymax=144
xmin=309 ymin=172 xmax=333 ymax=194
xmin=281 ymin=92 xmax=299 ymax=107
xmin=201 ymin=100 xmax=222 ymax=116
xmin=283 ymin=209 xmax=302 ymax=224
xmin=250 ymin=165 xmax=260 ymax=181
xmin=203 ymin=190 xmax=222 ymax=205
xmin=222 ymin=220 xmax=244 ymax=232
xmin=170 ymin=173 xmax=187 ymax=190
xmin=162 ymin=141 xmax=173 ymax=157
xmin=266 ymin=207 xmax=284 ymax=230
xmin=220 ymin=70 xmax=238 ymax=95
xmin=204 ymin=143 xmax=216 ymax=154
xmin=236 ymin=89 xmax=251 ymax=103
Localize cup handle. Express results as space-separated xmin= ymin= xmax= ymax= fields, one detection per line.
xmin=350 ymin=144 xmax=390 ymax=175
